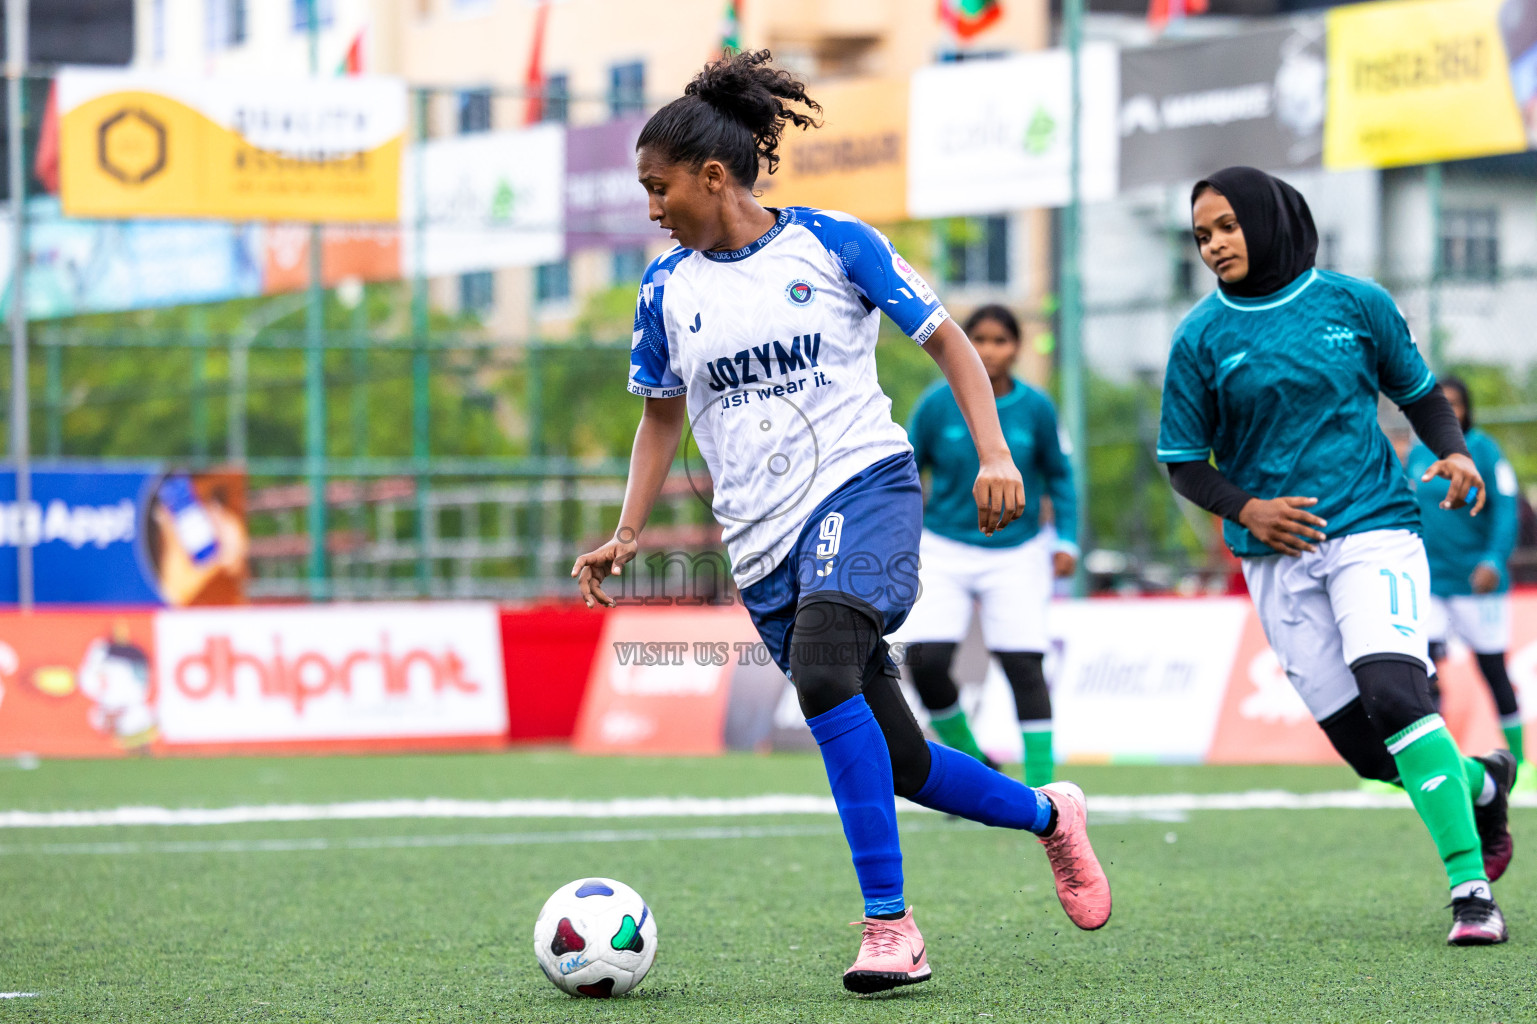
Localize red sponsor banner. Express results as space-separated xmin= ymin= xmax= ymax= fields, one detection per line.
xmin=262 ymin=223 xmax=401 ymax=294
xmin=0 ymin=611 xmax=158 ymax=758
xmin=572 ymin=608 xmax=758 ymax=755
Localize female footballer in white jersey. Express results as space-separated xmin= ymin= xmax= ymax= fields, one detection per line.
xmin=1159 ymin=166 xmax=1514 ymax=945
xmin=570 ymin=51 xmax=1109 ymax=993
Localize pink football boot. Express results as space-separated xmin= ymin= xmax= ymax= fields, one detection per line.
xmin=1038 ymin=781 xmax=1113 ymax=930
xmin=842 ymin=907 xmax=931 ymax=994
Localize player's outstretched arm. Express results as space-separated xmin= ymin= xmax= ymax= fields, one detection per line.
xmin=920 ymin=318 xmax=1023 ymax=537
xmin=571 ymin=395 xmax=687 ymax=608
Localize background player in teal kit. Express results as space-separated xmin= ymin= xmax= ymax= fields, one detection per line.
xmin=1158 ymin=165 xmax=1515 ymax=945
xmin=897 ymin=305 xmax=1077 ymax=788
xmin=1407 ymin=376 xmax=1526 ymax=780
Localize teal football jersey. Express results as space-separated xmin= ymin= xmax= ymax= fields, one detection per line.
xmin=1157 ymin=269 xmax=1434 ymax=559
xmin=1406 ymin=429 xmax=1519 ymax=596
xmin=907 ymin=377 xmax=1077 ymax=550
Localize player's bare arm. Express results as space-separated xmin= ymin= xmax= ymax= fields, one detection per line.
xmin=1236 ymin=496 xmax=1328 ymax=557
xmin=571 ymin=395 xmax=686 ymax=608
xmin=922 ymin=318 xmax=1025 ymax=536
xmin=1421 ymin=452 xmax=1487 ymax=516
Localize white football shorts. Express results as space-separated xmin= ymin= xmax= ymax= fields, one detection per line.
xmin=1427 ymin=593 xmax=1511 ymax=655
xmin=1242 ymin=528 xmax=1433 ymax=722
xmin=892 ymin=528 xmax=1053 ymax=652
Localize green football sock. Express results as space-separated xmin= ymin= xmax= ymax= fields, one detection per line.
xmin=928 ymin=704 xmax=989 ymax=764
xmin=1020 ymin=722 xmax=1053 ymax=788
xmin=1503 ymin=723 xmax=1525 ymax=766
xmin=1388 ymin=715 xmax=1486 ymax=889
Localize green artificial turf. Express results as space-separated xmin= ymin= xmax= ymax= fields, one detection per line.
xmin=0 ymin=752 xmax=1531 ymax=1023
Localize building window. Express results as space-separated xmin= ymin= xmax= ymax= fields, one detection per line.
xmin=293 ymin=0 xmax=335 ymax=31
xmin=206 ymin=0 xmax=248 ymax=50
xmin=612 ymin=247 xmax=648 ymax=285
xmin=460 ymin=272 xmax=494 ymax=317
xmin=457 ymin=89 xmax=492 ymax=134
xmin=942 ymin=216 xmax=1008 ymax=288
xmin=541 ymin=73 xmax=570 ymax=124
xmin=1441 ymin=209 xmax=1499 ymax=281
xmin=608 ymin=61 xmax=645 ymax=117
xmin=535 ymin=261 xmax=571 ymax=305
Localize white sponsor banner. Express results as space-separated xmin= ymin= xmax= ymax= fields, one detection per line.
xmin=154 ymin=603 xmax=508 ymax=743
xmin=968 ymin=597 xmax=1249 ymax=763
xmin=907 ymin=45 xmax=1119 ymax=217
xmin=400 ymin=125 xmax=565 ymax=277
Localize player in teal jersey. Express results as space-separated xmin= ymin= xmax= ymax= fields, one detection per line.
xmin=1157 ymin=166 xmax=1514 ymax=945
xmin=896 ymin=305 xmax=1077 ymax=788
xmin=1406 ymin=377 xmax=1525 ymax=786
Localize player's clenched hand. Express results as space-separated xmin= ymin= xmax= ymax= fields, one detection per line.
xmin=1238 ymin=496 xmax=1327 ymax=557
xmin=570 ymin=532 xmax=639 ymax=609
xmin=1422 ymin=453 xmax=1486 ymax=516
xmin=975 ymin=456 xmax=1025 ymax=537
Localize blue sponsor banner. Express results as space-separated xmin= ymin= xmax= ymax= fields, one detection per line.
xmin=0 ymin=198 xmax=263 ymax=320
xmin=0 ymin=465 xmax=162 ymax=605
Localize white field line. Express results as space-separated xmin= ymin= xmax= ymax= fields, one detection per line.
xmin=2 ymin=788 xmax=1531 ymax=831
xmin=0 ymin=993 xmax=39 ymax=998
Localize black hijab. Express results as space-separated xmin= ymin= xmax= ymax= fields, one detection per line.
xmin=1191 ymin=166 xmax=1318 ymax=299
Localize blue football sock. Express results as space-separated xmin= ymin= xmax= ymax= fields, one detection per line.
xmin=806 ymin=695 xmax=905 ymax=918
xmin=912 ymin=741 xmax=1053 ymax=834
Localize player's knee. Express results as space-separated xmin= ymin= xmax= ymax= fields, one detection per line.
xmin=905 ymin=642 xmax=959 ymax=710
xmin=1319 ymin=699 xmax=1398 ymax=782
xmin=790 ymin=602 xmax=878 ymax=720
xmin=1351 ymin=654 xmax=1437 ymax=740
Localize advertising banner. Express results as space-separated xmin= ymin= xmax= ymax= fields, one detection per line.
xmin=565 ymin=115 xmax=654 ymax=251
xmin=58 ymin=69 xmax=407 ymax=222
xmin=572 ymin=608 xmax=758 ymax=756
xmin=154 ymin=603 xmax=508 ymax=745
xmin=0 ymin=610 xmax=158 ymax=757
xmin=261 ymin=222 xmax=401 ymax=294
xmin=907 ymin=44 xmax=1119 ymax=217
xmin=1324 ymin=0 xmax=1528 ymax=169
xmin=0 ymin=466 xmax=248 ymax=606
xmin=757 ymin=77 xmax=909 ymax=224
xmin=1119 ymin=23 xmax=1326 ymax=190
xmin=401 ymin=124 xmax=565 ymax=277
xmin=0 ymin=198 xmax=263 ymax=320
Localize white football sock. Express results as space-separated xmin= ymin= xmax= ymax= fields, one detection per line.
xmin=1451 ymin=880 xmax=1491 ymax=901
xmin=1475 ymin=768 xmax=1497 ymax=807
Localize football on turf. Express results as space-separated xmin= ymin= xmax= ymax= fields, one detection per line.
xmin=533 ymin=877 xmax=657 ymax=997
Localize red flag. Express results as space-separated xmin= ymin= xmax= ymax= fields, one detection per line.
xmin=337 ymin=31 xmax=364 ymax=75
xmin=34 ymin=80 xmax=59 ymax=194
xmin=523 ymin=0 xmax=551 ymax=125
xmin=1148 ymin=0 xmax=1208 ymax=34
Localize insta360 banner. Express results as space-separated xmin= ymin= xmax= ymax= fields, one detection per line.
xmin=58 ymin=69 xmax=406 ymax=222
xmin=1325 ymin=0 xmax=1532 ymax=168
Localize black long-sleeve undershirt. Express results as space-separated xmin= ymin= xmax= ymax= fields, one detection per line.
xmin=1165 ymin=382 xmax=1469 ymax=523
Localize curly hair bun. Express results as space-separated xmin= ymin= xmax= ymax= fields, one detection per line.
xmin=639 ymin=49 xmax=822 ymax=185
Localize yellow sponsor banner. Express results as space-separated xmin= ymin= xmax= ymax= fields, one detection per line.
xmin=58 ymin=70 xmax=406 ymax=222
xmin=756 ymin=77 xmax=907 ymax=224
xmin=1325 ymin=0 xmax=1526 ymax=169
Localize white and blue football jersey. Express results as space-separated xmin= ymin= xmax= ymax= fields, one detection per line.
xmin=629 ymin=206 xmax=949 ymax=588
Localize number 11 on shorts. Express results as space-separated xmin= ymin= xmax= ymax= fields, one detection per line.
xmin=1380 ymin=568 xmax=1418 ymax=621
